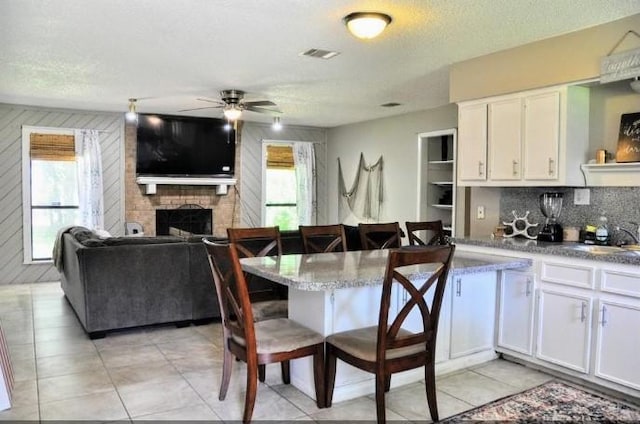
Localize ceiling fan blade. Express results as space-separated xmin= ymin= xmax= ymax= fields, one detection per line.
xmin=244 ymin=105 xmax=282 ymax=114
xmin=197 ymin=97 xmax=225 ymax=105
xmin=177 ymin=106 xmax=221 ymax=112
xmin=243 ymin=100 xmax=277 ymax=107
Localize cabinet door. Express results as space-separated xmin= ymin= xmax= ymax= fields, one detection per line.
xmin=523 ymin=90 xmax=560 ymax=180
xmin=457 ymin=103 xmax=487 ymax=182
xmin=594 ymin=299 xmax=640 ymax=390
xmin=450 ymin=272 xmax=497 ymax=358
xmin=536 ymin=289 xmax=592 ymax=373
xmin=488 ymin=97 xmax=522 ymax=181
xmin=396 ymin=281 xmax=451 ymax=363
xmin=497 ymin=270 xmax=534 ymax=355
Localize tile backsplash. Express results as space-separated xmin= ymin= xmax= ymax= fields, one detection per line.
xmin=500 ymin=187 xmax=640 ymax=244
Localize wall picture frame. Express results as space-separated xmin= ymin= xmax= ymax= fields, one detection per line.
xmin=615 ymin=112 xmax=640 ymax=163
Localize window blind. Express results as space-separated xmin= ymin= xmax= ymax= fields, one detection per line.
xmin=266 ymin=144 xmax=294 ymax=169
xmin=30 ymin=133 xmax=76 ymax=161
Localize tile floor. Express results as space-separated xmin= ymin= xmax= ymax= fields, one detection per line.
xmin=0 ymin=282 xmax=556 ymax=422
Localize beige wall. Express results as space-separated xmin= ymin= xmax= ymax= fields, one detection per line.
xmin=326 ymin=105 xmax=459 ymax=236
xmin=450 ymin=14 xmax=640 ymax=103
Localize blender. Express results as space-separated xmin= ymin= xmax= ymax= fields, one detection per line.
xmin=538 ymin=192 xmax=564 ymax=242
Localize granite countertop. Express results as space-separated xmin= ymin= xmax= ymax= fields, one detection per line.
xmin=453 ymin=237 xmax=640 ymax=266
xmin=240 ymin=249 xmax=531 ymax=291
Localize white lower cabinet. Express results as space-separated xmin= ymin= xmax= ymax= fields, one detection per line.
xmin=497 ymin=270 xmax=534 ymax=355
xmin=536 ymin=288 xmax=592 ymax=373
xmin=594 ymin=298 xmax=640 ymax=391
xmin=450 ymin=272 xmax=497 ymax=358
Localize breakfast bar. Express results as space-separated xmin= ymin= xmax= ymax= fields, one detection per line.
xmin=241 ymin=248 xmax=531 ymax=402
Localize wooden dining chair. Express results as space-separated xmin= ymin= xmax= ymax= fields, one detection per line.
xmin=358 ymin=222 xmax=403 ymax=250
xmin=203 ymin=240 xmax=326 ymax=423
xmin=299 ymin=224 xmax=348 ymax=253
xmin=325 ymin=244 xmax=456 ymax=423
xmin=406 ymin=220 xmax=448 ymax=246
xmin=227 ymin=227 xmax=287 ymax=318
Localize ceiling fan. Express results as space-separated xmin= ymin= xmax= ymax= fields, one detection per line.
xmin=178 ymin=89 xmax=280 ymax=121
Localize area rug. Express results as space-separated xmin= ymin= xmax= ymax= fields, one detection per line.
xmin=443 ymin=380 xmax=640 ymax=422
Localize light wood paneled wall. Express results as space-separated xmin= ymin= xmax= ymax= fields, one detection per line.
xmin=0 ymin=104 xmax=124 ymax=284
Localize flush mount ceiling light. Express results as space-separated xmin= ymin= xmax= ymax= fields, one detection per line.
xmin=631 ymin=76 xmax=640 ymax=94
xmin=343 ymin=12 xmax=392 ymax=40
xmin=223 ymin=104 xmax=242 ymax=121
xmin=125 ymin=98 xmax=137 ymax=122
xmin=272 ymin=116 xmax=283 ymax=131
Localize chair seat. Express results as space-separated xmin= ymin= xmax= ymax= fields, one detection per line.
xmin=252 ymin=299 xmax=288 ymax=321
xmin=326 ymin=326 xmax=426 ymax=362
xmin=232 ymin=318 xmax=324 ymax=354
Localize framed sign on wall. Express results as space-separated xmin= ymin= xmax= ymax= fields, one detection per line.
xmin=615 ymin=112 xmax=640 ymax=163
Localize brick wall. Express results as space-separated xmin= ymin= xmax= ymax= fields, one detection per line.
xmin=124 ymin=121 xmax=242 ymax=237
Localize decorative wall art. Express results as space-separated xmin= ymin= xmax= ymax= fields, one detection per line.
xmin=615 ymin=112 xmax=640 ymax=163
xmin=338 ymin=154 xmax=383 ymax=221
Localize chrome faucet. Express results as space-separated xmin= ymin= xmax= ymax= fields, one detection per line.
xmin=615 ymin=222 xmax=640 ymax=244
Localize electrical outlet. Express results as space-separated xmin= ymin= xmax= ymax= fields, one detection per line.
xmin=477 ymin=205 xmax=485 ymax=220
xmin=574 ymin=188 xmax=590 ymax=205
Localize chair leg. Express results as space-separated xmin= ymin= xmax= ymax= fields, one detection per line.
xmin=325 ymin=345 xmax=338 ymax=408
xmin=244 ymin=358 xmax=258 ymax=424
xmin=281 ymin=360 xmax=291 ymax=384
xmin=312 ymin=346 xmax=326 ymax=408
xmin=375 ymin=372 xmax=386 ymax=424
xmin=258 ymin=364 xmax=266 ymax=382
xmin=219 ymin=346 xmax=234 ymax=400
xmin=385 ymin=374 xmax=391 ymax=392
xmin=425 ymin=361 xmax=439 ymax=422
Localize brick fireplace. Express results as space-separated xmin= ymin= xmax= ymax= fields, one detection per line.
xmin=123 ymin=122 xmax=242 ymax=237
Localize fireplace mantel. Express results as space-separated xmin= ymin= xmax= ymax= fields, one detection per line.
xmin=136 ymin=176 xmax=237 ymax=195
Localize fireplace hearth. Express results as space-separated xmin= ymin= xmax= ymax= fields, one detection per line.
xmin=156 ymin=205 xmax=213 ymax=236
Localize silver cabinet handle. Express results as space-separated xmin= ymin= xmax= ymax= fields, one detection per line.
xmin=601 ymin=305 xmax=607 ymax=327
xmin=580 ymin=302 xmax=586 ymax=323
xmin=525 ymin=278 xmax=532 ymax=297
xmin=512 ymin=160 xmax=518 ymax=176
xmin=548 ymin=158 xmax=555 ymax=176
xmin=456 ymin=278 xmax=461 ymax=297
xmin=478 ymin=161 xmax=484 ymax=177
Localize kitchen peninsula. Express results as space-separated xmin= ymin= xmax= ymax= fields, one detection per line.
xmin=241 ymin=249 xmax=531 ymax=403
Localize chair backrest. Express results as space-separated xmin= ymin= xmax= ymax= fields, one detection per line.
xmin=358 ymin=222 xmax=403 ymax=250
xmin=299 ymin=224 xmax=348 ymax=253
xmin=202 ymin=239 xmax=256 ymax=352
xmin=227 ymin=227 xmax=283 ymax=258
xmin=406 ymin=220 xmax=447 ymax=246
xmin=377 ymin=245 xmax=455 ymax=361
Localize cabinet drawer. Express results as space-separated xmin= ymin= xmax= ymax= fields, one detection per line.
xmin=601 ymin=269 xmax=640 ymax=298
xmin=540 ymin=261 xmax=595 ymax=289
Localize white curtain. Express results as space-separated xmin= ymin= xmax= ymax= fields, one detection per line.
xmin=75 ymin=129 xmax=104 ymax=230
xmin=293 ymin=142 xmax=317 ymax=225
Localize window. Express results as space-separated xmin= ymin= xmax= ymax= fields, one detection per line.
xmin=22 ymin=127 xmax=79 ymax=262
xmin=263 ymin=143 xmax=299 ymax=230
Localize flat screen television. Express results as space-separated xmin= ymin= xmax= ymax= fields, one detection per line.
xmin=136 ymin=114 xmax=236 ymax=178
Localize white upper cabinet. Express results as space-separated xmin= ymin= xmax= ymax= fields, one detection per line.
xmin=457 ymin=85 xmax=589 ymax=186
xmin=457 ymin=103 xmax=487 ymax=182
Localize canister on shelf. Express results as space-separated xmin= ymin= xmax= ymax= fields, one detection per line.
xmin=596 ymin=149 xmax=607 ymax=164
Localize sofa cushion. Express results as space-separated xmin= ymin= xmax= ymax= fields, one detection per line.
xmin=69 ymin=226 xmax=94 ymax=243
xmin=100 ymin=236 xmax=184 ymax=246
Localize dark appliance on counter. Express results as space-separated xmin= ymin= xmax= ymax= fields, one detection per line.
xmin=538 ymin=192 xmax=564 ymax=242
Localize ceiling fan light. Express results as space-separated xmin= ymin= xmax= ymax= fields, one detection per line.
xmin=272 ymin=116 xmax=282 ymax=131
xmin=125 ymin=98 xmax=137 ymax=122
xmin=344 ymin=12 xmax=392 ymax=40
xmin=223 ymin=104 xmax=242 ymax=121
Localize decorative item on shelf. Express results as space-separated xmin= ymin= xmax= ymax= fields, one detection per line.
xmin=615 ymin=112 xmax=640 ymax=163
xmin=502 ymin=210 xmax=538 ymax=240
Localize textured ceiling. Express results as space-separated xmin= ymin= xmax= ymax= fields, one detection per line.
xmin=1 ymin=1 xmax=639 ymax=127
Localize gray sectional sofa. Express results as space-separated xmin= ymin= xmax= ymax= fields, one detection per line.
xmin=58 ymin=227 xmax=221 ymax=338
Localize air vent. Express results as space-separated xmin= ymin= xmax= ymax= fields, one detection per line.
xmin=301 ymin=49 xmax=340 ymax=60
xmin=380 ymin=102 xmax=402 ymax=107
